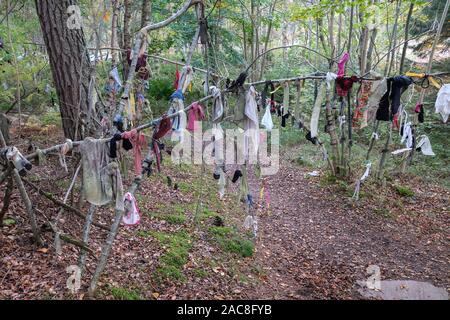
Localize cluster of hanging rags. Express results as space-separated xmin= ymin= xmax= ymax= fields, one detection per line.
xmin=16 ymin=54 xmax=449 ymax=238
xmin=240 ymin=53 xmax=448 ymax=200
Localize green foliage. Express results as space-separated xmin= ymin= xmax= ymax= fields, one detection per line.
xmin=109 ymin=286 xmax=143 ymax=300
xmin=148 ymin=75 xmax=174 ymax=102
xmin=395 ymin=185 xmax=415 ymax=197
xmin=209 ymin=226 xmax=254 ymax=258
xmin=151 ymin=231 xmax=192 ymax=282
xmin=411 ymin=0 xmax=450 ymax=40
xmin=192 ymin=268 xmax=209 ymax=278
xmin=153 ymin=213 xmax=186 ymax=225
xmin=40 ymin=111 xmax=62 ymax=127
xmin=2 ymin=218 xmax=16 ymax=226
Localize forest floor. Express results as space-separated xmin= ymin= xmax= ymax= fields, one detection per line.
xmin=0 ymin=125 xmax=448 ymax=300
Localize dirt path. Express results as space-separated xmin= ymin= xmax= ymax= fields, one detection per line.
xmin=243 ymin=151 xmax=449 ymax=299
xmin=0 ymin=130 xmax=448 ymax=300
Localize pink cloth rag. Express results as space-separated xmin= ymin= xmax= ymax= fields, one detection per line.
xmin=187 ymin=102 xmax=205 ymax=132
xmin=122 ymin=129 xmax=146 ymax=176
xmin=337 ymin=52 xmax=350 ymax=77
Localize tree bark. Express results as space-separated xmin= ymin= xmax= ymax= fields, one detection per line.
xmin=359 ymin=8 xmax=369 ymax=74
xmin=259 ymin=1 xmax=277 ymax=80
xmin=111 ymin=0 xmax=120 ymax=65
xmin=35 ymin=0 xmax=92 ymax=140
xmin=399 ymin=3 xmax=414 ymax=74
xmin=0 ymin=176 xmax=13 ymax=226
xmin=385 ymin=0 xmax=401 ymax=76
xmin=13 ymin=169 xmax=42 ymax=245
xmin=365 ymin=27 xmax=378 ymax=73
xmin=122 ymin=0 xmax=132 ymax=78
xmin=141 ymin=0 xmax=152 ymax=28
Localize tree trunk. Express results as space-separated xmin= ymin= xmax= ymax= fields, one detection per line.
xmin=328 ymin=9 xmax=335 ymax=62
xmin=359 ymin=9 xmax=369 ymax=74
xmin=385 ymin=0 xmax=401 ymax=76
xmin=365 ymin=27 xmax=378 ymax=73
xmin=258 ymin=1 xmax=276 ymax=80
xmin=141 ymin=0 xmax=152 ymax=28
xmin=35 ymin=0 xmax=92 ymax=140
xmin=111 ymin=0 xmax=120 ymax=65
xmin=399 ymin=3 xmax=414 ymax=74
xmin=122 ymin=0 xmax=132 ymax=78
xmin=337 ymin=13 xmax=342 ymax=56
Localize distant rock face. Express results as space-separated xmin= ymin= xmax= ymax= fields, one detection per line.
xmin=357 ymin=280 xmax=448 ymax=300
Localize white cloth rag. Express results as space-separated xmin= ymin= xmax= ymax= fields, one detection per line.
xmin=416 ymin=135 xmax=435 ymax=156
xmin=435 ymin=84 xmax=450 ymax=123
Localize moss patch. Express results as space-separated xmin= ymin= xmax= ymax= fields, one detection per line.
xmin=109 ymin=286 xmax=142 ymax=300
xmin=209 ymin=226 xmax=254 ymax=258
xmin=153 ymin=213 xmax=186 ymax=225
xmin=151 ymin=231 xmax=192 ymax=282
xmin=395 ymin=185 xmax=414 ymax=197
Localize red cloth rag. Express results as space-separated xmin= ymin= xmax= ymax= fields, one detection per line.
xmin=336 ymin=76 xmax=359 ymax=97
xmin=122 ymin=129 xmax=147 ymax=176
xmin=187 ymin=102 xmax=205 ymax=132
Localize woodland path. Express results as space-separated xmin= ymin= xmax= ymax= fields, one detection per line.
xmin=0 ymin=132 xmax=448 ymax=300
xmin=243 ymin=148 xmax=449 ymax=299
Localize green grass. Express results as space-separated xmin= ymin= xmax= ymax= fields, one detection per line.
xmin=195 ymin=207 xmax=218 ymax=223
xmin=395 ymin=185 xmax=414 ymax=197
xmin=153 ymin=213 xmax=186 ymax=225
xmin=280 ymin=127 xmax=303 ymax=146
xmin=2 ymin=218 xmax=16 ymax=226
xmin=319 ymin=173 xmax=338 ymax=186
xmin=209 ymin=226 xmax=254 ymax=258
xmin=150 ymin=231 xmax=193 ymax=282
xmin=192 ymin=268 xmax=209 ymax=278
xmin=408 ymin=119 xmax=450 ymax=189
xmin=40 ymin=111 xmax=62 ymax=127
xmin=109 ymin=286 xmax=143 ymax=300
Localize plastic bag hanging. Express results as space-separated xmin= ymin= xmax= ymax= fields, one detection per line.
xmin=122 ymin=192 xmax=141 ymax=226
xmin=261 ymin=103 xmax=274 ymax=131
